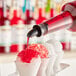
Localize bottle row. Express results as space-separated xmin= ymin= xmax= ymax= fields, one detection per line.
xmin=0 ymin=0 xmax=73 ymax=26
xmin=0 ymin=0 xmax=75 ymax=53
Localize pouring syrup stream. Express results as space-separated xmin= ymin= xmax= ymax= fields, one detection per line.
xmin=27 ymin=37 xmax=29 ymax=47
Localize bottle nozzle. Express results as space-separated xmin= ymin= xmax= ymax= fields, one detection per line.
xmin=27 ymin=25 xmax=42 ymax=38
xmin=27 ymin=23 xmax=48 ymax=38
xmin=27 ymin=28 xmax=38 ymax=37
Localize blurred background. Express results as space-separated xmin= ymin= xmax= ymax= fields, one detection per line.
xmin=0 ymin=0 xmax=76 ymax=76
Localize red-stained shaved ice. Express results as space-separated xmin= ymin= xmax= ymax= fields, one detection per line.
xmin=18 ymin=44 xmax=48 ymax=63
xmin=27 ymin=44 xmax=48 ymax=58
xmin=18 ymin=49 xmax=39 ymax=63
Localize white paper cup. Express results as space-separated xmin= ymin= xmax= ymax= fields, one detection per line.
xmin=45 ymin=39 xmax=64 ymax=75
xmin=37 ymin=58 xmax=49 ymax=76
xmin=16 ymin=57 xmax=41 ymax=76
xmin=53 ymin=51 xmax=64 ymax=73
xmin=8 ymin=71 xmax=19 ymax=76
xmin=47 ymin=39 xmax=64 ymax=73
xmin=43 ymin=43 xmax=57 ymax=76
xmin=46 ymin=55 xmax=56 ymax=76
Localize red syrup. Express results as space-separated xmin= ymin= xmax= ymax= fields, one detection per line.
xmin=10 ymin=44 xmax=27 ymax=53
xmin=50 ymin=8 xmax=54 ymax=17
xmin=18 ymin=44 xmax=49 ymax=63
xmin=10 ymin=37 xmax=29 ymax=53
xmin=24 ymin=10 xmax=34 ymax=25
xmin=61 ymin=42 xmax=71 ymax=51
xmin=27 ymin=37 xmax=29 ymax=47
xmin=10 ymin=44 xmax=18 ymax=52
xmin=0 ymin=46 xmax=5 ymax=53
xmin=36 ymin=8 xmax=46 ymax=24
xmin=18 ymin=49 xmax=39 ymax=63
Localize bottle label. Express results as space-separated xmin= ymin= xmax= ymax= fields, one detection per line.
xmin=12 ymin=25 xmax=26 ymax=44
xmin=0 ymin=27 xmax=2 ymax=45
xmin=0 ymin=0 xmax=3 ymax=7
xmin=4 ymin=1 xmax=7 ymax=17
xmin=1 ymin=26 xmax=12 ymax=46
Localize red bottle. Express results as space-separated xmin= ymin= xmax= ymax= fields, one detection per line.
xmin=61 ymin=42 xmax=71 ymax=51
xmin=10 ymin=20 xmax=25 ymax=52
xmin=50 ymin=8 xmax=54 ymax=18
xmin=36 ymin=8 xmax=46 ymax=25
xmin=10 ymin=10 xmax=21 ymax=25
xmin=0 ymin=9 xmax=4 ymax=26
xmin=10 ymin=0 xmax=24 ymax=52
xmin=24 ymin=0 xmax=34 ymax=25
xmin=0 ymin=46 xmax=5 ymax=53
xmin=10 ymin=0 xmax=23 ymax=26
xmin=0 ymin=0 xmax=4 ymax=26
xmin=1 ymin=20 xmax=11 ymax=53
xmin=25 ymin=10 xmax=33 ymax=24
xmin=0 ymin=0 xmax=5 ymax=53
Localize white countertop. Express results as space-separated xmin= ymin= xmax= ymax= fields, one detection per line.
xmin=57 ymin=58 xmax=76 ymax=76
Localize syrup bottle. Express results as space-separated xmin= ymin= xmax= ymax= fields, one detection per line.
xmin=45 ymin=0 xmax=50 ymax=19
xmin=27 ymin=1 xmax=76 ymax=38
xmin=33 ymin=0 xmax=39 ymax=21
xmin=0 ymin=0 xmax=5 ymax=53
xmin=29 ymin=0 xmax=36 ymax=24
xmin=38 ymin=0 xmax=50 ymax=43
xmin=50 ymin=0 xmax=54 ymax=18
xmin=10 ymin=0 xmax=22 ymax=52
xmin=36 ymin=0 xmax=46 ymax=24
xmin=0 ymin=0 xmax=4 ymax=26
xmin=15 ymin=20 xmax=26 ymax=52
xmin=10 ymin=18 xmax=25 ymax=52
xmin=24 ymin=0 xmax=31 ymax=24
xmin=1 ymin=20 xmax=11 ymax=53
xmin=22 ymin=0 xmax=26 ymax=14
xmin=10 ymin=0 xmax=21 ymax=25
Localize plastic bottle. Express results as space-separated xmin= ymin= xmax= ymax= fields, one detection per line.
xmin=10 ymin=20 xmax=25 ymax=52
xmin=10 ymin=0 xmax=21 ymax=25
xmin=16 ymin=20 xmax=26 ymax=52
xmin=0 ymin=0 xmax=5 ymax=26
xmin=2 ymin=20 xmax=11 ymax=53
xmin=36 ymin=0 xmax=46 ymax=24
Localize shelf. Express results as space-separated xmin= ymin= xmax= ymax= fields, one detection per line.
xmin=63 ymin=51 xmax=76 ymax=59
xmin=0 ymin=50 xmax=76 ymax=63
xmin=0 ymin=53 xmax=17 ymax=63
